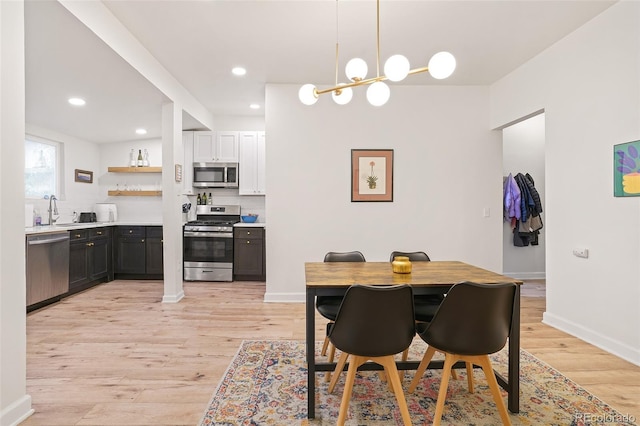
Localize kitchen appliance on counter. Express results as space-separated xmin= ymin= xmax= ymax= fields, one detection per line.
xmin=95 ymin=203 xmax=118 ymax=222
xmin=79 ymin=212 xmax=97 ymax=223
xmin=193 ymin=162 xmax=239 ymax=188
xmin=183 ymin=204 xmax=240 ymax=282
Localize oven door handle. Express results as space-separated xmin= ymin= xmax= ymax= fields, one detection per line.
xmin=184 ymin=231 xmax=233 ymax=238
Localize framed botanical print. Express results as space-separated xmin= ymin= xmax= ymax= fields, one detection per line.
xmin=351 ymin=149 xmax=393 ymax=202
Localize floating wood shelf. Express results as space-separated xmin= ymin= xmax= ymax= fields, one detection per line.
xmin=108 ymin=190 xmax=162 ymax=197
xmin=107 ymin=167 xmax=162 ymax=173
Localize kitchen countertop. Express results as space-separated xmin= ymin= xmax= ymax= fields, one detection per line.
xmin=234 ymin=222 xmax=266 ymax=228
xmin=25 ymin=221 xmax=163 ymax=235
xmin=25 ymin=221 xmax=264 ymax=235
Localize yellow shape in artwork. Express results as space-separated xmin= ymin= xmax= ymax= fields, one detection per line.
xmin=622 ymin=173 xmax=640 ymax=194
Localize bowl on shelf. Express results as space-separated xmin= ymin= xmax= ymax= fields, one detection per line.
xmin=241 ymin=214 xmax=258 ymax=223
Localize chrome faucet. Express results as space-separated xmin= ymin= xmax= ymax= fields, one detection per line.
xmin=48 ymin=195 xmax=59 ymax=225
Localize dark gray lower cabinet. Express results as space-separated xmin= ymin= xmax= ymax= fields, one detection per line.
xmin=114 ymin=226 xmax=163 ymax=279
xmin=145 ymin=226 xmax=164 ymax=275
xmin=68 ymin=227 xmax=111 ymax=294
xmin=234 ymin=227 xmax=265 ymax=281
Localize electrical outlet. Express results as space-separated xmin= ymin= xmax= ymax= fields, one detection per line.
xmin=573 ymin=248 xmax=589 ymax=258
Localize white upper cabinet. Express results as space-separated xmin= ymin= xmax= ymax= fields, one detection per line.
xmin=193 ymin=131 xmax=239 ymax=163
xmin=239 ymin=131 xmax=266 ymax=195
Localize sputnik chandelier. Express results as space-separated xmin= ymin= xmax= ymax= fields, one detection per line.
xmin=299 ymin=0 xmax=456 ymax=107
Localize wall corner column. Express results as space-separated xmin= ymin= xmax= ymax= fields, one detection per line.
xmin=161 ymin=102 xmax=185 ymax=303
xmin=0 ymin=0 xmax=35 ymax=424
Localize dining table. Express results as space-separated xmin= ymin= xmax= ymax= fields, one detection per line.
xmin=304 ymin=260 xmax=523 ymax=419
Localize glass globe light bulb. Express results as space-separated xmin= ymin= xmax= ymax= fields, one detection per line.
xmin=298 ymin=84 xmax=319 ymax=105
xmin=384 ymin=54 xmax=410 ymax=82
xmin=428 ymin=51 xmax=456 ymax=80
xmin=366 ymin=81 xmax=390 ymax=106
xmin=345 ymin=58 xmax=368 ymax=82
xmin=331 ymin=84 xmax=353 ymax=105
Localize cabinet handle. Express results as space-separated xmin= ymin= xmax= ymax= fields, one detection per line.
xmin=129 ymin=230 xmax=133 ymax=234
xmin=141 ymin=239 xmax=145 ymax=243
xmin=86 ymin=242 xmax=94 ymax=247
xmin=96 ymin=231 xmax=102 ymax=235
xmin=246 ymin=240 xmax=250 ymax=244
xmin=75 ymin=234 xmax=81 ymax=238
xmin=247 ymin=231 xmax=251 ymax=235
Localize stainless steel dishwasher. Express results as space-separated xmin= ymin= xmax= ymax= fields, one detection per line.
xmin=26 ymin=231 xmax=70 ymax=306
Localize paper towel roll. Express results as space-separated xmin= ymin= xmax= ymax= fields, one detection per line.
xmin=95 ymin=203 xmax=117 ymax=222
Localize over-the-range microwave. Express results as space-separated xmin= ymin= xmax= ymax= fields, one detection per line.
xmin=193 ymin=162 xmax=239 ymax=188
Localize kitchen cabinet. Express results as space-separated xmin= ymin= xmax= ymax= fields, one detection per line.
xmin=193 ymin=131 xmax=239 ymax=162
xmin=234 ymin=227 xmax=265 ymax=281
xmin=114 ymin=226 xmax=163 ymax=278
xmin=182 ymin=131 xmax=195 ymax=194
xmin=68 ymin=227 xmax=112 ymax=295
xmin=145 ymin=226 xmax=164 ymax=275
xmin=107 ymin=167 xmax=162 ymax=196
xmin=238 ymin=131 xmax=266 ymax=195
xmin=114 ymin=226 xmax=146 ymax=275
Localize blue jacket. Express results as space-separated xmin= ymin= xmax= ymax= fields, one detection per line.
xmin=503 ymin=173 xmax=521 ymax=221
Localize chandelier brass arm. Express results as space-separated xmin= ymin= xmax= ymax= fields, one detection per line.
xmin=315 ymin=65 xmax=432 ymax=96
xmin=298 ymin=0 xmax=456 ymax=106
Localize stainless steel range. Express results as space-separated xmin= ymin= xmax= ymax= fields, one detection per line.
xmin=183 ymin=205 xmax=240 ymax=282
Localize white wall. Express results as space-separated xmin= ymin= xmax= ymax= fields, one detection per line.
xmin=98 ymin=136 xmax=266 ymax=223
xmin=264 ymin=84 xmax=503 ymax=300
xmin=25 ymin=125 xmax=102 ymax=224
xmin=98 ymin=139 xmax=164 ymax=223
xmin=1 ymin=1 xmax=33 ymax=424
xmin=213 ymin=115 xmax=265 ymax=132
xmin=492 ymin=2 xmax=640 ymax=365
xmin=502 ymin=114 xmax=546 ymax=279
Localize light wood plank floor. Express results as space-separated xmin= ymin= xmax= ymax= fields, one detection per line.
xmin=22 ymin=280 xmax=639 ymax=425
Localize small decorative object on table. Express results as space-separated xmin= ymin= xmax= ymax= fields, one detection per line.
xmin=241 ymin=214 xmax=258 ymax=223
xmin=392 ymin=256 xmax=412 ymax=274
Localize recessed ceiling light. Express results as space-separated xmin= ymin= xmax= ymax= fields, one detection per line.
xmin=68 ymin=97 xmax=86 ymax=106
xmin=232 ymin=67 xmax=247 ymax=76
xmin=135 ymin=128 xmax=147 ymax=135
xmin=249 ymin=104 xmax=260 ymax=110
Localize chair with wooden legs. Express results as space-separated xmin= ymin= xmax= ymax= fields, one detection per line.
xmin=316 ymin=251 xmax=365 ymax=382
xmin=390 ymin=251 xmax=442 ymax=364
xmin=327 ymin=284 xmax=416 ymax=426
xmin=408 ymin=281 xmax=516 ymax=426
xmin=389 ymin=251 xmax=466 ymax=382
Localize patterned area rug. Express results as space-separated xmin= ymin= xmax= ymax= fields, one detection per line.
xmin=199 ymin=340 xmax=636 ymax=426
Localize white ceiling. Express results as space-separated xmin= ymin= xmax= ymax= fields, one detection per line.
xmin=25 ymin=0 xmax=616 ymax=144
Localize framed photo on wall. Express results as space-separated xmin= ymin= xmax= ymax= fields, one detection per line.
xmin=351 ymin=149 xmax=393 ymax=202
xmin=74 ymin=169 xmax=93 ymax=184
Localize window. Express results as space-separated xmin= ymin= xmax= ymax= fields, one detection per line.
xmin=25 ymin=136 xmax=64 ymax=199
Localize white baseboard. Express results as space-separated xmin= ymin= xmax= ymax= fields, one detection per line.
xmin=1 ymin=394 xmax=34 ymax=426
xmin=543 ymin=312 xmax=640 ymax=367
xmin=162 ymin=290 xmax=185 ymax=303
xmin=503 ymin=271 xmax=546 ymax=280
xmin=263 ymin=292 xmax=305 ymax=303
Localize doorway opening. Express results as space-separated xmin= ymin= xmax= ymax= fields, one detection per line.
xmin=502 ymin=113 xmax=546 ymax=297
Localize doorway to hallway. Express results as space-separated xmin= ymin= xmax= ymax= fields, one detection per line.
xmin=502 ymin=113 xmax=546 ymax=283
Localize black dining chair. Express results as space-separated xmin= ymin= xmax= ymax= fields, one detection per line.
xmin=408 ymin=281 xmax=516 ymax=426
xmin=327 ymin=284 xmax=415 ymax=426
xmin=389 ymin=250 xmax=445 ymax=323
xmin=317 ymin=251 xmax=366 ymax=381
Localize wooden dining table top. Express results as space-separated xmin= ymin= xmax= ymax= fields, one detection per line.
xmin=304 ymin=260 xmax=522 ymax=288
